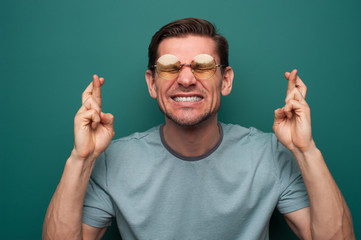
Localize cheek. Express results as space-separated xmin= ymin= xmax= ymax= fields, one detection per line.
xmin=204 ymin=79 xmax=223 ymax=96
xmin=155 ymin=80 xmax=172 ymax=100
xmin=210 ymin=81 xmax=223 ymax=105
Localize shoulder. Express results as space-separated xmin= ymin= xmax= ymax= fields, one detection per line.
xmin=112 ymin=125 xmax=160 ymax=144
xmin=106 ymin=125 xmax=162 ymax=152
xmin=90 ymin=125 xmax=164 ymax=186
xmin=93 ymin=126 xmax=161 ymax=164
xmin=219 ymin=122 xmax=289 ymax=168
xmin=98 ymin=126 xmax=164 ymax=168
xmin=220 ymin=122 xmax=275 ymax=146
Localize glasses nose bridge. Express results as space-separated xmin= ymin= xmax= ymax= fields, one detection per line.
xmin=179 ymin=63 xmax=192 ymax=69
xmin=177 ymin=63 xmax=197 ymax=85
xmin=179 ymin=63 xmax=194 ymax=75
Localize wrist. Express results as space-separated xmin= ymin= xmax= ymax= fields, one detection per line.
xmin=70 ymin=147 xmax=97 ymax=162
xmin=291 ymin=140 xmax=320 ymax=162
xmin=67 ymin=150 xmax=97 ymax=174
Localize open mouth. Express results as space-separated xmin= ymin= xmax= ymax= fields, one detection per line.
xmin=172 ymin=96 xmax=203 ymax=102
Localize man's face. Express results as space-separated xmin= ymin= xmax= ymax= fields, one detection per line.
xmin=146 ymin=35 xmax=233 ymax=127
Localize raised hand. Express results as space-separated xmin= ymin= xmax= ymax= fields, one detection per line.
xmin=72 ymin=74 xmax=115 ymax=160
xmin=273 ymin=69 xmax=314 ymax=154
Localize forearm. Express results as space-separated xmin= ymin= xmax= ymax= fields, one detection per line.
xmin=42 ymin=153 xmax=96 ymax=240
xmin=293 ymin=144 xmax=355 ymax=239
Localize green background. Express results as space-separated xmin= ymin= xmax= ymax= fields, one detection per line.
xmin=1 ymin=0 xmax=360 ymax=239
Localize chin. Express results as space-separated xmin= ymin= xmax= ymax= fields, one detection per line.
xmin=164 ymin=111 xmax=216 ymax=127
xmin=158 ymin=101 xmax=220 ymax=127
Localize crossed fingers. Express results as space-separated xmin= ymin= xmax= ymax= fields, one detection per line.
xmin=282 ymin=69 xmax=309 ymax=118
xmin=285 ymin=69 xmax=307 ymax=100
xmin=76 ymin=75 xmax=105 ymax=129
xmin=82 ymin=75 xmax=104 ymax=107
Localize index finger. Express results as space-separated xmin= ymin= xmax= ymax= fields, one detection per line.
xmin=92 ymin=74 xmax=103 ymax=107
xmin=81 ymin=75 xmax=104 ymax=105
xmin=82 ymin=81 xmax=94 ymax=104
xmin=285 ymin=69 xmax=298 ymax=95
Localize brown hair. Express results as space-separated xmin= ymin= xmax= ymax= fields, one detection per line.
xmin=148 ymin=18 xmax=229 ymax=73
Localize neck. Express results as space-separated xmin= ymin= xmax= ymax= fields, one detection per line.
xmin=163 ymin=116 xmax=220 ymax=157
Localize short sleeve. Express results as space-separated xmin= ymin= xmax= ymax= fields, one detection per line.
xmin=271 ymin=135 xmax=310 ymax=214
xmin=82 ymin=152 xmax=115 ymax=228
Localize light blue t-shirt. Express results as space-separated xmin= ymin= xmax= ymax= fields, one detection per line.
xmin=82 ymin=123 xmax=309 ymax=240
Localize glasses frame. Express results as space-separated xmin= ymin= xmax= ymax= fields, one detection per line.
xmin=152 ymin=54 xmax=225 ymax=80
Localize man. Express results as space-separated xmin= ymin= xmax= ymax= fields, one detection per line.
xmin=43 ymin=18 xmax=355 ymax=239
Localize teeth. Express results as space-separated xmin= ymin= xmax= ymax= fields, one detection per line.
xmin=173 ymin=96 xmax=202 ymax=102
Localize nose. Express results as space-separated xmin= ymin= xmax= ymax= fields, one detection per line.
xmin=176 ymin=65 xmax=196 ymax=87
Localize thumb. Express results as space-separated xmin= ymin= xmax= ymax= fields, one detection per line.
xmin=274 ymin=108 xmax=285 ymax=121
xmin=284 ymin=72 xmax=291 ymax=80
xmin=100 ymin=112 xmax=115 ymax=138
xmin=100 ymin=112 xmax=114 ymax=127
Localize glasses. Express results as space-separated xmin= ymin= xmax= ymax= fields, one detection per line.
xmin=153 ymin=54 xmax=225 ymax=80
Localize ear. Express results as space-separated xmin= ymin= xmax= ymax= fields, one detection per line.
xmin=145 ymin=70 xmax=157 ymax=99
xmin=221 ymin=66 xmax=234 ymax=96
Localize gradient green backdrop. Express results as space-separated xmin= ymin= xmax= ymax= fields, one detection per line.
xmin=1 ymin=0 xmax=360 ymax=239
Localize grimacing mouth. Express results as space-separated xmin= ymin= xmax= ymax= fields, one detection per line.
xmin=171 ymin=94 xmax=204 ymax=102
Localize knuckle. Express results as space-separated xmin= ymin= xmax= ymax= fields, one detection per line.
xmin=85 ymin=97 xmax=100 ymax=110
xmin=285 ymin=97 xmax=291 ymax=104
xmin=74 ymin=115 xmax=79 ymax=123
xmin=74 ymin=114 xmax=83 ymax=126
xmin=90 ymin=108 xmax=98 ymax=115
xmin=82 ymin=96 xmax=90 ymax=106
xmin=290 ymin=99 xmax=297 ymax=104
xmin=82 ymin=92 xmax=89 ymax=101
xmin=85 ymin=96 xmax=94 ymax=103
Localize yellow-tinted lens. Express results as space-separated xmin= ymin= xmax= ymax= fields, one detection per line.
xmin=155 ymin=54 xmax=218 ymax=80
xmin=191 ymin=54 xmax=217 ymax=79
xmin=156 ymin=54 xmax=181 ymax=80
